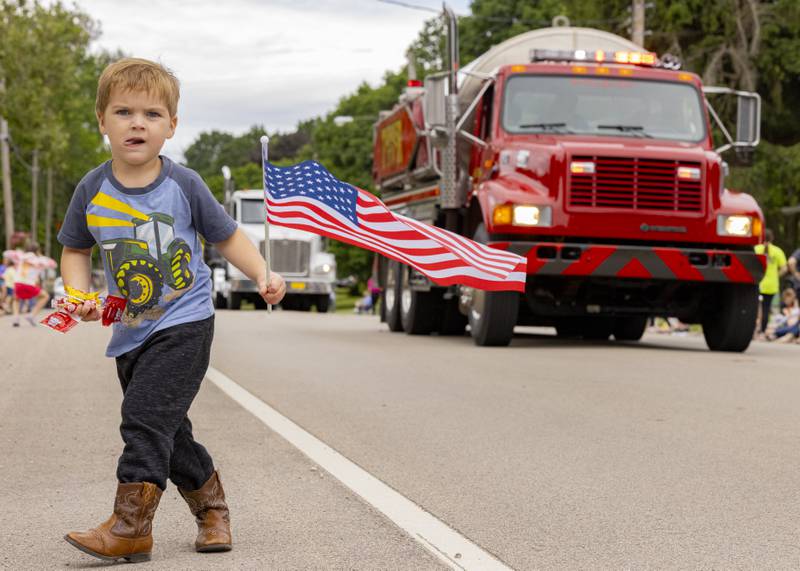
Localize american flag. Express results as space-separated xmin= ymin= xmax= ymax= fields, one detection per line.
xmin=263 ymin=160 xmax=527 ymax=292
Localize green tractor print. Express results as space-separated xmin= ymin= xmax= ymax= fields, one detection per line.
xmin=101 ymin=213 xmax=193 ymax=317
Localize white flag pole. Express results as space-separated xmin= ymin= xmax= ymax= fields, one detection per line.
xmin=260 ymin=135 xmax=272 ymax=313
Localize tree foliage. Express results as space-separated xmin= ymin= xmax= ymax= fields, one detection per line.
xmin=0 ymin=0 xmax=110 ymax=253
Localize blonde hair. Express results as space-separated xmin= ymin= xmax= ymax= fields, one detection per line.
xmin=96 ymin=58 xmax=180 ymax=117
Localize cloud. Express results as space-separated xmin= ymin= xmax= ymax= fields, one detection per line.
xmin=75 ymin=0 xmax=471 ymax=161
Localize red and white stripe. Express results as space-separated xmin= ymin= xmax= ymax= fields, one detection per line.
xmin=265 ymin=187 xmax=526 ymax=292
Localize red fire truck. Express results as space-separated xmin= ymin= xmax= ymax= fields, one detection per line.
xmin=373 ymin=10 xmax=765 ymax=351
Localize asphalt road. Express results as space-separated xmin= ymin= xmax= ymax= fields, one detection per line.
xmin=2 ymin=310 xmax=800 ymax=570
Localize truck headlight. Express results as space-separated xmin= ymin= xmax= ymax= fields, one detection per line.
xmin=313 ymin=263 xmax=333 ymax=274
xmin=717 ymin=215 xmax=753 ymax=237
xmin=493 ymin=205 xmax=552 ymax=227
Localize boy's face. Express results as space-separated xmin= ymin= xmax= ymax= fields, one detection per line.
xmin=97 ymin=87 xmax=177 ymax=168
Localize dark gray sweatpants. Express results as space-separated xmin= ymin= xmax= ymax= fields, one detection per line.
xmin=115 ymin=315 xmax=215 ymax=491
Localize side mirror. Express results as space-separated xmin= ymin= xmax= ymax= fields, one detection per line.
xmin=423 ymin=75 xmax=447 ymax=128
xmin=703 ymin=86 xmax=761 ymax=154
xmin=736 ymin=93 xmax=760 ymax=145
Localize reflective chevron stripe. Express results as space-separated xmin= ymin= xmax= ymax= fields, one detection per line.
xmin=499 ymin=242 xmax=766 ymax=284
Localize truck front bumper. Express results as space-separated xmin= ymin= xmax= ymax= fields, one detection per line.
xmin=230 ymin=278 xmax=333 ymax=294
xmin=493 ymin=242 xmax=766 ymax=284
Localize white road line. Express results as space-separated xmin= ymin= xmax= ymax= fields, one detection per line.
xmin=206 ymin=366 xmax=513 ymax=571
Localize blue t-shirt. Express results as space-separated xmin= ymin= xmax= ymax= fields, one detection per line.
xmin=57 ymin=157 xmax=237 ymax=357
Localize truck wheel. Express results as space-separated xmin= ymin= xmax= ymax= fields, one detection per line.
xmin=613 ymin=316 xmax=648 ymax=341
xmin=230 ymin=292 xmax=242 ymax=310
xmin=399 ymin=266 xmax=437 ymax=335
xmin=468 ymin=288 xmax=519 ymax=346
xmin=115 ymin=258 xmax=163 ymax=317
xmin=315 ymin=295 xmax=330 ymax=313
xmin=438 ymin=297 xmax=467 ymax=336
xmin=467 ymin=224 xmax=519 ymax=346
xmin=383 ymin=260 xmax=403 ymax=332
xmin=702 ymin=284 xmax=758 ymax=352
xmin=214 ymin=292 xmax=228 ymax=309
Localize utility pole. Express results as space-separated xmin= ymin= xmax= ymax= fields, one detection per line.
xmin=30 ymin=148 xmax=39 ymax=243
xmin=45 ymin=167 xmax=53 ymax=257
xmin=632 ymin=0 xmax=646 ymax=47
xmin=0 ymin=80 xmax=13 ymax=250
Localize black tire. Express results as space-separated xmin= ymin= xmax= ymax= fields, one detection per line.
xmin=702 ymin=284 xmax=758 ymax=352
xmin=214 ymin=292 xmax=228 ymax=309
xmin=468 ymin=289 xmax=519 ymax=346
xmin=230 ymin=293 xmax=242 ymax=310
xmin=114 ymin=258 xmax=163 ymax=317
xmin=399 ymin=266 xmax=437 ymax=335
xmin=254 ymin=296 xmax=268 ymax=310
xmin=466 ymin=224 xmax=519 ymax=346
xmin=384 ymin=260 xmax=403 ymax=332
xmin=613 ymin=316 xmax=648 ymax=341
xmin=315 ymin=295 xmax=330 ymax=313
xmin=438 ymin=296 xmax=467 ymax=336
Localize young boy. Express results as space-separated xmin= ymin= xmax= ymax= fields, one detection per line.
xmin=57 ymin=58 xmax=286 ymax=563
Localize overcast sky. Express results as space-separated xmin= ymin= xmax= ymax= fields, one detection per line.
xmin=73 ymin=0 xmax=471 ymax=162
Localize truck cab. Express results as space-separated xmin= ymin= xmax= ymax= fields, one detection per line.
xmin=211 ymin=189 xmax=336 ymax=311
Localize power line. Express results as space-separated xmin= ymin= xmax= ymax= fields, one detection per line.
xmin=376 ymin=1 xmax=625 ymax=26
xmin=376 ymin=0 xmax=439 ymax=14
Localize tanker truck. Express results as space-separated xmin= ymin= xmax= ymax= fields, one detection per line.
xmin=373 ymin=9 xmax=765 ymax=351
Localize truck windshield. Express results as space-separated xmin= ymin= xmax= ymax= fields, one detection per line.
xmin=502 ymin=75 xmax=706 ymax=142
xmin=240 ymin=199 xmax=265 ymax=224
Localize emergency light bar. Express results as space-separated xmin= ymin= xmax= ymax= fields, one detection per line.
xmin=530 ymin=49 xmax=668 ymax=68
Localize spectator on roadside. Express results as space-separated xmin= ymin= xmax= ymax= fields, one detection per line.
xmin=768 ymin=287 xmax=800 ymax=342
xmin=0 ymin=254 xmax=7 ymax=315
xmin=754 ymin=229 xmax=788 ymax=338
xmin=367 ymin=277 xmax=381 ymax=315
xmin=6 ymin=242 xmax=56 ymax=327
xmin=2 ymin=260 xmax=16 ymax=315
xmin=787 ymin=247 xmax=800 ymax=296
xmin=354 ymin=290 xmax=374 ymax=314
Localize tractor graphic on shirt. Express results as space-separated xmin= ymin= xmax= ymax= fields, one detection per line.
xmin=101 ymin=213 xmax=193 ymax=317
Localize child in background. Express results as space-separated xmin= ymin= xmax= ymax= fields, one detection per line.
xmin=769 ymin=288 xmax=800 ymax=342
xmin=0 ymin=254 xmax=6 ymax=315
xmin=2 ymin=262 xmax=15 ymax=315
xmin=7 ymin=243 xmax=55 ymax=326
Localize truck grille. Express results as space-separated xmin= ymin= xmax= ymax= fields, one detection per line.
xmin=262 ymin=240 xmax=310 ymax=276
xmin=568 ymin=156 xmax=703 ymax=213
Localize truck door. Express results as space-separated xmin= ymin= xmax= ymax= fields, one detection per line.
xmin=469 ymin=84 xmax=494 ymax=182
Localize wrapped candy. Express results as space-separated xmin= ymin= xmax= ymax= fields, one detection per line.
xmin=42 ymin=287 xmax=127 ymax=333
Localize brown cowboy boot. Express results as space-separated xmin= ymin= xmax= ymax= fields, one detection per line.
xmin=65 ymin=482 xmax=162 ymax=563
xmin=178 ymin=470 xmax=232 ymax=552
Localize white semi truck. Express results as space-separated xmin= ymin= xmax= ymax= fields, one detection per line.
xmin=209 ymin=189 xmax=336 ymax=311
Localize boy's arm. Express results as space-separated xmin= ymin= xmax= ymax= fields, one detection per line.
xmin=214 ymin=229 xmax=286 ymax=304
xmin=60 ymin=246 xmax=101 ymax=321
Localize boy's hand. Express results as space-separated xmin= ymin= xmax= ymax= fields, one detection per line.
xmin=258 ymin=273 xmax=286 ymax=305
xmin=72 ymin=300 xmax=102 ymax=322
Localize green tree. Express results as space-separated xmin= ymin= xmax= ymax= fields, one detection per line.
xmin=0 ymin=0 xmax=108 ymax=254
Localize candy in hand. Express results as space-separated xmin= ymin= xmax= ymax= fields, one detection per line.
xmin=40 ymin=311 xmax=80 ymax=333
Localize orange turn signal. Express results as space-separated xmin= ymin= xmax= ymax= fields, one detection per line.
xmin=492 ymin=205 xmax=513 ymax=226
